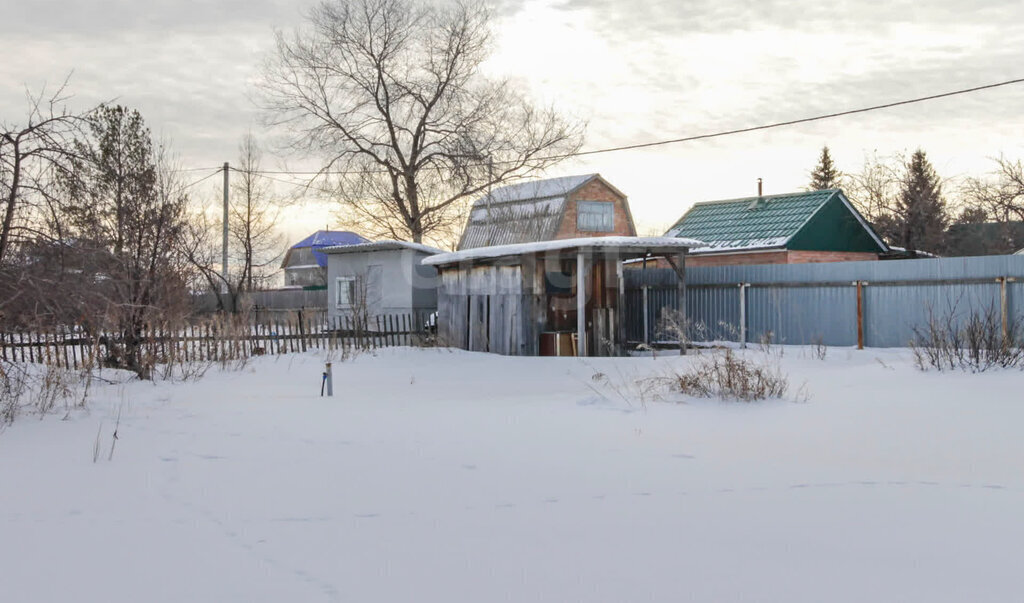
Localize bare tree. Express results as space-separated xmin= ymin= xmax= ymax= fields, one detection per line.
xmin=231 ymin=133 xmax=282 ymax=292
xmin=0 ymin=78 xmax=82 ymax=265
xmin=259 ymin=0 xmax=584 ymax=244
xmin=845 ymin=149 xmax=950 ymax=255
xmin=846 ymin=151 xmax=901 ymax=225
xmin=180 ymin=204 xmax=236 ymax=312
xmin=963 ymin=155 xmax=1024 ymax=223
xmin=180 ymin=134 xmax=283 ymax=314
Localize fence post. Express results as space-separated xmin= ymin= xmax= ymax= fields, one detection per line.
xmin=738 ymin=283 xmax=749 ymax=348
xmin=676 ymin=252 xmax=687 ymax=355
xmin=854 ymin=280 xmax=867 ymax=350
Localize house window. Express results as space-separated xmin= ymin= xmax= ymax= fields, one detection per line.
xmin=577 ymin=201 xmax=614 ymax=232
xmin=335 ymin=276 xmax=356 ymax=308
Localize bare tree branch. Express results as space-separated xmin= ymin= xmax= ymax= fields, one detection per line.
xmin=258 ymin=0 xmax=584 ymax=244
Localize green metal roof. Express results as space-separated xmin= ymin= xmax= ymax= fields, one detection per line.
xmin=666 ymin=189 xmax=886 ymax=253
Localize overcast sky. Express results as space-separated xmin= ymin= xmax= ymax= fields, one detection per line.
xmin=3 ymin=0 xmax=1023 ymax=242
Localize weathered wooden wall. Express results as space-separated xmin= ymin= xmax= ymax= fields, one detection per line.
xmin=436 ymin=253 xmax=631 ymax=357
xmin=438 ymin=264 xmax=526 ymax=355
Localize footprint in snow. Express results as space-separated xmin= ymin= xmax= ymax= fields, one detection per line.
xmin=672 ymin=454 xmax=695 ymax=460
xmin=462 ymin=464 xmax=477 ymax=470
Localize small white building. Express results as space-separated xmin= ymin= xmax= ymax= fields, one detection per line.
xmin=322 ymin=240 xmax=443 ymax=326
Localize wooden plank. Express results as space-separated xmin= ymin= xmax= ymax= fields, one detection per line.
xmin=43 ymin=328 xmax=52 ymax=366
xmin=577 ymin=251 xmax=586 ymax=357
xmin=616 ymin=259 xmax=626 ymax=355
xmin=468 ymin=294 xmax=486 ymax=352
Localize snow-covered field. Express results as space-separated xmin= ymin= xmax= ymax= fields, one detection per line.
xmin=2 ymin=346 xmax=1022 ymax=602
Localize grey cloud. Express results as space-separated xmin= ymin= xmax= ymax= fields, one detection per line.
xmin=558 ymin=0 xmax=1024 ymax=35
xmin=0 ymin=0 xmax=310 ymax=35
xmin=3 ymin=0 xmax=1023 ymax=203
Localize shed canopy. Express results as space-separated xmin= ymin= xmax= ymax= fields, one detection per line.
xmin=425 ymin=236 xmax=701 ymax=266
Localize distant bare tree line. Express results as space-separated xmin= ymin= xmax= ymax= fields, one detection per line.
xmin=810 ymin=145 xmax=1024 ymax=256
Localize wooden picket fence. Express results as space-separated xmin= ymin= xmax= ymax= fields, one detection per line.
xmin=0 ymin=311 xmax=435 ymax=369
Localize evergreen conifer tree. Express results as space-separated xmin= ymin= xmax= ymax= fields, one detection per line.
xmin=895 ymin=149 xmax=947 ymax=255
xmin=809 ymin=145 xmax=843 ymax=190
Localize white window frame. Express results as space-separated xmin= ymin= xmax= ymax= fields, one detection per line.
xmin=335 ymin=276 xmax=356 ymax=308
xmin=577 ymin=200 xmax=615 ymax=232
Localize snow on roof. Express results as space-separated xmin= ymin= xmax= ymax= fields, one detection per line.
xmin=321 ymin=240 xmax=445 ymax=255
xmin=283 ymin=230 xmax=372 ymax=269
xmin=472 ymin=174 xmax=598 ymax=207
xmin=689 ymin=237 xmax=791 ymax=254
xmin=426 ymin=236 xmax=702 ymax=266
xmin=290 ymin=230 xmax=369 ymax=249
xmin=885 ymin=246 xmax=941 ymax=258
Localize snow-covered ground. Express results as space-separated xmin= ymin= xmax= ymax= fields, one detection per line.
xmin=2 ymin=346 xmax=1022 ymax=602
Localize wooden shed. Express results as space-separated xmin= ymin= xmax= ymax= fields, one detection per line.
xmin=424 ymin=237 xmax=699 ymax=356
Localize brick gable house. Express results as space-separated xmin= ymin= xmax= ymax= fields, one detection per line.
xmin=664 ymin=189 xmax=888 ymax=267
xmin=457 ymin=174 xmax=636 ymax=250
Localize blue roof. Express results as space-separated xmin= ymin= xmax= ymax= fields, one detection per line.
xmin=289 ymin=230 xmax=370 ymax=268
xmin=291 ymin=230 xmax=368 ymax=249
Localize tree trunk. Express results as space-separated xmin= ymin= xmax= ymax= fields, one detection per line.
xmin=0 ymin=146 xmax=22 ymax=265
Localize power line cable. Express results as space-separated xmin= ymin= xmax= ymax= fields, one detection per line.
xmin=562 ymin=76 xmax=1024 ymax=159
xmin=238 ymin=76 xmax=1024 ymax=177
xmin=181 ymin=167 xmax=223 ymax=190
xmin=172 ymin=165 xmax=223 ymax=173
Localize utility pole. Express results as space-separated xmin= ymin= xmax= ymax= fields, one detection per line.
xmin=222 ymin=162 xmax=229 ymax=294
xmin=486 ymin=156 xmax=494 ymax=246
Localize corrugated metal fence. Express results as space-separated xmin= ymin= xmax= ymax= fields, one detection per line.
xmin=625 ymin=255 xmax=1024 ymax=348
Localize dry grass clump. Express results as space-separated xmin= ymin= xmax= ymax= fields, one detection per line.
xmin=1 ymin=360 xmax=90 ymax=428
xmin=911 ymin=306 xmax=1024 ymax=372
xmin=673 ymin=349 xmax=789 ymax=402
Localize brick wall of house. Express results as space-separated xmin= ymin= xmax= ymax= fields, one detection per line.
xmin=685 ymin=251 xmax=790 ymax=267
xmin=786 ymin=250 xmax=879 ymax=263
xmin=632 ymin=249 xmax=879 ymax=269
xmin=554 ymin=178 xmax=636 ymax=240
